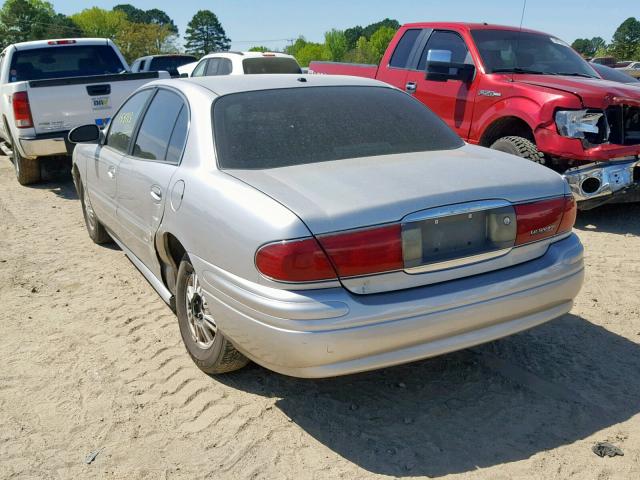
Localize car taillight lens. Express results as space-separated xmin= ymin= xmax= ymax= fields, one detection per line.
xmin=514 ymin=196 xmax=576 ymax=246
xmin=255 ymin=237 xmax=337 ymax=282
xmin=12 ymin=92 xmax=33 ymax=128
xmin=318 ymin=224 xmax=403 ymax=277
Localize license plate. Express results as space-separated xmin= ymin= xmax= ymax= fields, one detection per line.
xmin=402 ymin=202 xmax=516 ymax=273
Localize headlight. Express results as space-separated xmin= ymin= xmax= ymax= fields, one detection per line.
xmin=555 ymin=109 xmax=607 ymax=139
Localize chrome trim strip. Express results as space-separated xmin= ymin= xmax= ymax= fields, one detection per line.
xmin=405 ymin=247 xmax=512 ymax=274
xmin=402 ymin=199 xmax=511 ymax=223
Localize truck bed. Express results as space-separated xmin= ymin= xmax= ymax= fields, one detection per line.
xmin=309 ymin=61 xmax=378 ymax=79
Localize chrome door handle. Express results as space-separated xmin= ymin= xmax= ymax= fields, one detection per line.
xmin=107 ymin=165 xmax=116 ymax=179
xmin=150 ymin=186 xmax=162 ymax=202
xmin=405 ymin=82 xmax=417 ymax=93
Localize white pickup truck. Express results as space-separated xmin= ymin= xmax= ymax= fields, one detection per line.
xmin=0 ymin=38 xmax=169 ymax=185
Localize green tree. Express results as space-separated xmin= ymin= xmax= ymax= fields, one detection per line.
xmin=344 ymin=25 xmax=363 ymax=51
xmin=369 ymin=26 xmax=396 ymax=62
xmin=116 ymin=22 xmax=175 ymax=62
xmin=591 ymin=37 xmax=606 ymax=53
xmin=71 ymin=7 xmax=128 ymax=39
xmin=0 ymin=0 xmax=57 ymax=45
xmin=295 ymin=42 xmax=328 ymax=67
xmin=610 ymin=17 xmax=640 ymax=60
xmin=571 ymin=38 xmax=596 ymax=57
xmin=248 ymin=45 xmax=269 ymax=52
xmin=324 ymin=29 xmax=347 ymax=61
xmin=362 ymin=18 xmax=400 ymax=39
xmin=184 ymin=10 xmax=230 ymax=56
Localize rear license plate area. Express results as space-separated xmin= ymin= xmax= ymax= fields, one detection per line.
xmin=402 ymin=204 xmax=516 ymax=273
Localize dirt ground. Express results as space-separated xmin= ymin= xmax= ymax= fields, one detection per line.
xmin=0 ymin=156 xmax=639 ymax=480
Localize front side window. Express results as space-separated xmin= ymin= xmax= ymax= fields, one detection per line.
xmin=418 ymin=30 xmax=473 ymax=71
xmin=213 ymin=86 xmax=463 ymax=169
xmin=133 ymin=90 xmax=186 ymax=162
xmin=105 ymin=90 xmax=153 ymax=154
xmin=8 ymin=45 xmax=126 ymax=82
xmin=242 ymin=57 xmax=301 ymax=74
xmin=389 ymin=29 xmax=421 ymax=68
xmin=471 ymin=29 xmax=597 ymax=77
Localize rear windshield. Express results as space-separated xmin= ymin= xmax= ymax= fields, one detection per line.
xmin=9 ymin=45 xmax=125 ymax=82
xmin=213 ymin=86 xmax=464 ymax=169
xmin=242 ymin=57 xmax=302 ymax=74
xmin=149 ymin=56 xmax=197 ymax=73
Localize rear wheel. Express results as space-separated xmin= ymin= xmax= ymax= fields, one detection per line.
xmin=79 ymin=181 xmax=112 ymax=244
xmin=10 ymin=136 xmax=41 ymax=185
xmin=176 ymin=256 xmax=249 ymax=375
xmin=490 ymin=136 xmax=545 ymax=165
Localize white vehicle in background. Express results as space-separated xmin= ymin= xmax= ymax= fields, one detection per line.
xmin=177 ymin=61 xmax=198 ymax=78
xmin=0 ymin=38 xmax=169 ymax=185
xmin=189 ymin=51 xmax=301 ymax=77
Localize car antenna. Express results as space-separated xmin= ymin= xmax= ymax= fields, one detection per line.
xmin=513 ymin=0 xmax=527 ymax=82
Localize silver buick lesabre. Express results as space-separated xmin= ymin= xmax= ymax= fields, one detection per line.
xmin=69 ymin=75 xmax=584 ymax=378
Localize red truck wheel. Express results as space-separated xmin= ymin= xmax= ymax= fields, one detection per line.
xmin=490 ymin=136 xmax=545 ymax=165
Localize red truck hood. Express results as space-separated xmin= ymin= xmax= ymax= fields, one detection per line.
xmin=515 ymin=74 xmax=640 ymax=109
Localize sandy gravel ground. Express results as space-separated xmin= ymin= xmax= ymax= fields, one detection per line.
xmin=1 ymin=156 xmax=639 ymax=480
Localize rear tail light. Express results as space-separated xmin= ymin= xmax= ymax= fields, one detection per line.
xmin=318 ymin=225 xmax=403 ymax=277
xmin=514 ymin=195 xmax=575 ymax=245
xmin=12 ymin=92 xmax=33 ymax=128
xmin=255 ymin=237 xmax=337 ymax=282
xmin=257 ymin=196 xmax=576 ymax=283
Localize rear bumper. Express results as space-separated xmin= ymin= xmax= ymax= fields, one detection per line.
xmin=18 ymin=131 xmax=69 ymax=158
xmin=192 ymin=234 xmax=584 ymax=378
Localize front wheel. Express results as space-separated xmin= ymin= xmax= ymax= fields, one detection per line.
xmin=176 ymin=256 xmax=249 ymax=375
xmin=490 ymin=136 xmax=545 ymax=165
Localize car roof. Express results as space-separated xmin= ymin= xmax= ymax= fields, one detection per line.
xmin=402 ymin=22 xmax=552 ymax=37
xmin=170 ymin=74 xmax=391 ymax=96
xmin=200 ymin=51 xmax=296 ymax=60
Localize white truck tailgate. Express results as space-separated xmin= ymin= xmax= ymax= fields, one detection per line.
xmin=27 ymin=72 xmax=167 ymax=134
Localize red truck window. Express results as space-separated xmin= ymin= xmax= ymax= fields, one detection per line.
xmin=389 ymin=29 xmax=421 ymax=68
xmin=418 ymin=31 xmax=473 ymax=71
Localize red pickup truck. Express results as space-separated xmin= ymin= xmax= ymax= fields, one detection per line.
xmin=310 ymin=23 xmax=640 ymax=209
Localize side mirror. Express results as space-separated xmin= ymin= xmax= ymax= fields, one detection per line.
xmin=68 ymin=124 xmax=100 ymax=144
xmin=179 ymin=72 xmax=189 ymax=78
xmin=425 ymin=49 xmax=475 ymax=82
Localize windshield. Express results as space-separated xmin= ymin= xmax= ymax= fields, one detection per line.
xmin=149 ymin=56 xmax=197 ymax=73
xmin=471 ymin=29 xmax=597 ymax=78
xmin=242 ymin=57 xmax=302 ymax=74
xmin=213 ymin=86 xmax=464 ymax=169
xmin=9 ymin=45 xmax=125 ymax=82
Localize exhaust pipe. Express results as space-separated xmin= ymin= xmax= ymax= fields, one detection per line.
xmin=580 ymin=175 xmax=602 ymax=196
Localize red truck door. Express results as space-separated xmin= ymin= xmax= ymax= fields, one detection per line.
xmin=376 ymin=28 xmax=426 ymax=92
xmin=404 ymin=30 xmax=478 ymax=139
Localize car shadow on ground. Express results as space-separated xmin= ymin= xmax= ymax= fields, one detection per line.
xmin=32 ymin=177 xmax=78 ymax=200
xmin=216 ymin=314 xmax=640 ymax=477
xmin=575 ymin=202 xmax=640 ymax=235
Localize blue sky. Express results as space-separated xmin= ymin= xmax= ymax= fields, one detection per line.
xmin=51 ymin=0 xmax=637 ymax=51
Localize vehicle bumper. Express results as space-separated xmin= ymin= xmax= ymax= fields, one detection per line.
xmin=18 ymin=131 xmax=69 ymax=158
xmin=563 ymin=158 xmax=640 ymax=207
xmin=191 ymin=234 xmax=584 ymax=378
xmin=536 ymin=127 xmax=640 ymax=162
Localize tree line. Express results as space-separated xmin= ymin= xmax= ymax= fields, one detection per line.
xmin=572 ymin=17 xmax=640 ymax=60
xmin=0 ymin=0 xmax=230 ymax=62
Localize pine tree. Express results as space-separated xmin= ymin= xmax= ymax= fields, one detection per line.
xmin=184 ymin=10 xmax=230 ymax=56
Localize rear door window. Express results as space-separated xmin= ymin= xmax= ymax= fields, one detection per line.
xmin=389 ymin=29 xmax=421 ymax=68
xmin=132 ymin=89 xmax=186 ymax=162
xmin=242 ymin=57 xmax=301 ymax=74
xmin=8 ymin=45 xmax=125 ymax=82
xmin=105 ymin=90 xmax=153 ymax=154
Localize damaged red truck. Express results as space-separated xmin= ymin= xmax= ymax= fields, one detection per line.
xmin=310 ymin=23 xmax=640 ymax=209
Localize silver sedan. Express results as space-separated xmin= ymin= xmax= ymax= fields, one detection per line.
xmin=69 ymin=75 xmax=584 ymax=378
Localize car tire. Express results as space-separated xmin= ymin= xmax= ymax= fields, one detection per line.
xmin=176 ymin=255 xmax=249 ymax=375
xmin=79 ymin=180 xmax=112 ymax=244
xmin=10 ymin=136 xmax=41 ymax=185
xmin=490 ymin=136 xmax=546 ymax=165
